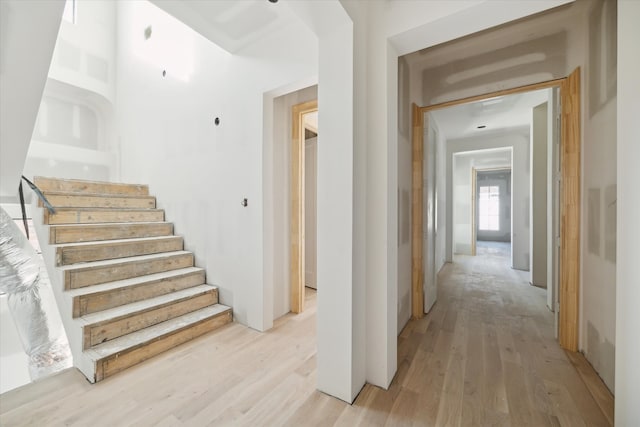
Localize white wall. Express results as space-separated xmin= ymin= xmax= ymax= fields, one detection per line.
xmin=305 ymin=135 xmax=318 ymax=289
xmin=434 ymin=121 xmax=448 ymax=273
xmin=0 ymin=0 xmax=64 ymax=201
xmin=453 ymin=154 xmax=473 ymax=255
xmin=115 ymin=1 xmax=318 ymax=334
xmin=447 ymin=132 xmax=529 ymax=268
xmin=268 ymin=85 xmax=318 ymax=320
xmin=396 ymin=55 xmax=420 ymax=335
xmin=316 ymin=14 xmax=360 ymax=404
xmin=23 ymin=0 xmax=118 ymax=185
xmin=616 ymin=1 xmax=640 ymax=422
xmin=48 ymin=0 xmax=116 ymax=102
xmin=581 ymin=0 xmax=617 ymax=392
xmin=531 ymin=102 xmax=548 ymax=287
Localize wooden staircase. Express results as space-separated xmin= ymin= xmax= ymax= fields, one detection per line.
xmin=31 ymin=177 xmax=232 ymax=382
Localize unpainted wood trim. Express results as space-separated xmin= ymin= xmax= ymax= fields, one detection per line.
xmin=419 ymin=78 xmax=564 ymax=112
xmin=291 ymin=100 xmax=318 ymax=314
xmin=411 ymin=104 xmax=425 ymax=319
xmin=559 ymin=68 xmax=580 ymax=352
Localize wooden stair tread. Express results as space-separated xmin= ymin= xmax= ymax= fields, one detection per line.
xmin=66 ymin=267 xmax=205 ymax=298
xmin=59 ymin=250 xmax=192 ymax=272
xmin=43 ymin=193 xmax=156 ymax=209
xmin=50 ymin=207 xmax=161 ymax=212
xmin=34 ymin=176 xmax=149 ymax=196
xmin=50 ymin=222 xmax=173 ymax=244
xmin=43 ymin=191 xmax=155 ymax=199
xmin=50 ymin=221 xmax=168 ymax=228
xmin=86 ymin=304 xmax=232 ymax=360
xmin=80 ymin=284 xmax=217 ymax=326
xmin=56 ymin=235 xmax=184 ymax=266
xmin=55 ymin=235 xmax=182 ymax=249
xmin=45 ymin=208 xmax=165 ymax=225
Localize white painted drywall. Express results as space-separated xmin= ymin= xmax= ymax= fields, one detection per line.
xmin=580 ymin=0 xmax=618 ymax=392
xmin=396 ymin=56 xmax=410 ymax=335
xmin=23 ymin=0 xmax=118 ymax=185
xmin=447 ymin=133 xmax=528 ymax=269
xmin=48 ymin=0 xmax=116 ymax=102
xmin=547 ymin=89 xmax=560 ymax=312
xmin=0 ymin=295 xmax=30 ymax=393
xmin=115 ymin=1 xmax=318 ymax=335
xmin=0 ymin=0 xmax=64 ymax=201
xmin=305 ymin=136 xmax=317 ymax=290
xmin=423 ymin=117 xmax=437 ymax=313
xmin=531 ymin=102 xmax=548 ymax=287
xmin=434 ymin=121 xmax=448 ymax=273
xmin=268 ymin=85 xmax=318 ymax=320
xmin=453 ymin=154 xmax=473 ymax=255
xmin=616 ymin=1 xmax=640 ymax=422
xmin=316 ymin=17 xmax=360 ymax=404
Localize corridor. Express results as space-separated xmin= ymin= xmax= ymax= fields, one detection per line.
xmin=365 ymin=250 xmax=614 ymax=425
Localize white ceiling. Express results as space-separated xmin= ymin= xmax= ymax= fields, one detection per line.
xmin=430 ymin=88 xmax=550 ymax=140
xmin=454 ymin=147 xmax=512 ymax=170
xmin=150 ymin=0 xmax=297 ymax=53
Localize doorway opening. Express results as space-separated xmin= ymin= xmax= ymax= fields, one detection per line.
xmin=474 ymin=166 xmax=512 ymax=255
xmin=412 ymin=70 xmax=580 ymax=351
xmin=290 ymin=100 xmax=318 ymax=313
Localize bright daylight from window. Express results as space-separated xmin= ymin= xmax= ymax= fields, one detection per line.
xmin=479 ymin=185 xmax=500 ymax=231
xmin=62 ymin=0 xmax=76 ymax=24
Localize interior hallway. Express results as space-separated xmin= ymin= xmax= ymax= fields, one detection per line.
xmin=0 ymin=259 xmax=612 ymax=426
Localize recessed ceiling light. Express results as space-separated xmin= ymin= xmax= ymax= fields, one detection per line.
xmin=477 ymin=125 xmax=487 ymax=129
xmin=268 ymin=0 xmax=278 ymax=3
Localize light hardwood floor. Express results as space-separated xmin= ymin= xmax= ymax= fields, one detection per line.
xmin=0 ymin=250 xmax=613 ymax=426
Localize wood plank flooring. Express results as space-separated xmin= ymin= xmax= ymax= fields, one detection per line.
xmin=0 ymin=251 xmax=612 ymax=426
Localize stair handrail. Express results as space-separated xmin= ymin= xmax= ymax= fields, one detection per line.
xmin=19 ymin=175 xmax=55 ymax=239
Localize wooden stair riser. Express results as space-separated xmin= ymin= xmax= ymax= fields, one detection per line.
xmin=33 ymin=177 xmax=234 ymax=384
xmin=65 ymin=253 xmax=194 ymax=289
xmin=49 ymin=223 xmax=174 ymax=244
xmin=41 ymin=194 xmax=156 ymax=209
xmin=94 ymin=309 xmax=232 ymax=382
xmin=34 ymin=177 xmax=149 ymax=196
xmin=56 ymin=237 xmax=184 ymax=266
xmin=72 ymin=270 xmax=206 ymax=317
xmin=83 ymin=290 xmax=219 ymax=349
xmin=45 ymin=209 xmax=164 ymax=225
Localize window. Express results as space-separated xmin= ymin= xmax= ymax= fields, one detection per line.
xmin=62 ymin=0 xmax=76 ymax=24
xmin=479 ymin=185 xmax=500 ymax=231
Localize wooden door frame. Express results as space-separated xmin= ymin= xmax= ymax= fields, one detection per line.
xmin=411 ymin=70 xmax=580 ymax=352
xmin=291 ymin=100 xmax=318 ymax=314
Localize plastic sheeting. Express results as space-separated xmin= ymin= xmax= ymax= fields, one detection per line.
xmin=0 ymin=207 xmax=71 ymax=380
